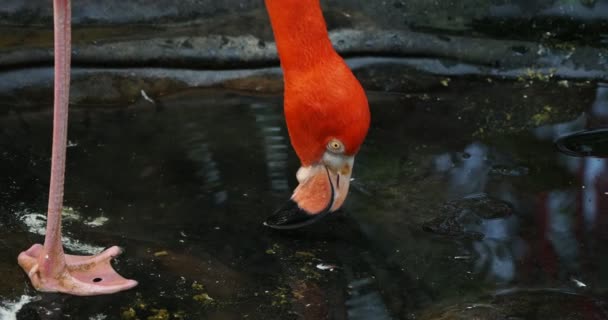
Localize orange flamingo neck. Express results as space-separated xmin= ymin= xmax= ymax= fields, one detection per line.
xmin=265 ymin=0 xmax=337 ymax=74
xmin=265 ymin=0 xmax=370 ymax=166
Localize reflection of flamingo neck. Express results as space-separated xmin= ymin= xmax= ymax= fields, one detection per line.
xmin=536 ymin=192 xmax=558 ymax=278
xmin=265 ymin=0 xmax=337 ymax=76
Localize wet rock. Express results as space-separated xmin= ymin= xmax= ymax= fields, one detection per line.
xmin=0 ymin=1 xmax=264 ymax=26
xmin=0 ymin=66 xmax=284 ymax=109
xmin=422 ymin=194 xmax=513 ymax=240
xmin=0 ymin=60 xmax=598 ymax=121
xmin=0 ymin=0 xmax=606 ymax=88
xmin=1 ymin=25 xmax=606 ymax=81
xmin=417 ymin=289 xmax=608 ymax=320
xmin=1 ymin=0 xmax=606 ymax=36
xmin=0 ymin=1 xmax=606 ymax=111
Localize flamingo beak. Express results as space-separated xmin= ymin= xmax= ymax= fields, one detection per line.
xmin=264 ymin=155 xmax=354 ymax=229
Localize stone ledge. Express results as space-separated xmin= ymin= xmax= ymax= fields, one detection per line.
xmin=0 ymin=57 xmax=604 ymax=110
xmin=1 ymin=28 xmax=606 ymax=78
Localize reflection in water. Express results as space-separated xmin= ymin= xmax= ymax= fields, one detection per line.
xmin=591 ymin=83 xmax=608 ymax=121
xmin=251 ymin=103 xmax=290 ymax=195
xmin=435 ymin=142 xmax=491 ymax=198
xmin=181 ymin=122 xmax=227 ymax=205
xmin=576 ymin=84 xmax=608 ymax=268
xmin=472 ymin=215 xmax=522 ymax=283
xmin=435 ymin=142 xmax=523 ymax=283
xmin=346 ymin=278 xmax=392 ymax=320
xmin=546 ymin=191 xmax=579 ymax=273
xmin=532 ymin=82 xmax=608 ymax=283
xmin=3 ymin=81 xmax=608 ymax=318
xmin=582 ymin=158 xmax=606 ymax=230
xmin=427 ymin=81 xmax=608 ymax=288
xmin=427 ymin=82 xmax=608 ymax=288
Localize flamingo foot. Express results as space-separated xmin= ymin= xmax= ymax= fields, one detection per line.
xmin=18 ymin=244 xmax=137 ymax=296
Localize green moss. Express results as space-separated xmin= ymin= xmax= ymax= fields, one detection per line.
xmin=191 ymin=281 xmax=205 ymax=291
xmin=265 ymin=243 xmax=281 ymax=255
xmin=531 ymin=105 xmax=555 ymax=126
xmin=269 ymin=287 xmax=290 ymax=307
xmin=193 ymin=293 xmax=215 ymax=305
xmin=191 ymin=281 xmax=215 ymax=306
xmin=121 ymin=308 xmax=138 ymax=320
xmin=147 ymin=309 xmax=170 ymax=320
xmin=517 ymin=68 xmax=557 ymax=83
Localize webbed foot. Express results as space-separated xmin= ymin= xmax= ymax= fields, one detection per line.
xmin=18 ymin=244 xmax=137 ymax=296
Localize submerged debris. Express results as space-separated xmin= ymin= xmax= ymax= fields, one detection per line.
xmin=422 ymin=193 xmax=513 ymax=239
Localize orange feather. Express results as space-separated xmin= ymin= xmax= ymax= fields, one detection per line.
xmin=265 ymin=0 xmax=370 ymax=166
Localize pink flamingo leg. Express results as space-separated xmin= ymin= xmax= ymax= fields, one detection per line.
xmin=17 ymin=0 xmax=137 ymax=296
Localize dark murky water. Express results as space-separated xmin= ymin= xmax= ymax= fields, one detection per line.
xmin=1 ymin=78 xmax=608 ymax=319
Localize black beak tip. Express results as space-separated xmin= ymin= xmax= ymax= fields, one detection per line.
xmin=264 ymin=199 xmax=331 ymax=230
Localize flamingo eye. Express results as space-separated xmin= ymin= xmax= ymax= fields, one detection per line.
xmin=327 ymin=139 xmax=345 ymax=153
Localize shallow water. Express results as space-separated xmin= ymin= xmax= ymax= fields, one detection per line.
xmin=1 ymin=78 xmax=608 ymax=319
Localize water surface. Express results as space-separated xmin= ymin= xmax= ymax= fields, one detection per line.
xmin=1 ymin=78 xmax=607 ymax=319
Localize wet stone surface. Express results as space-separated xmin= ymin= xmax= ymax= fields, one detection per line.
xmin=1 ymin=75 xmax=608 ymax=319
xmin=1 ymin=0 xmax=606 ymax=36
xmin=0 ymin=1 xmax=606 ymax=85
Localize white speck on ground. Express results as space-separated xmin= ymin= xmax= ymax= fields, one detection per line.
xmin=141 ymin=89 xmax=155 ymax=103
xmin=571 ymin=277 xmax=587 ymax=288
xmin=84 ymin=216 xmax=109 ymax=227
xmin=316 ymin=263 xmax=338 ymax=271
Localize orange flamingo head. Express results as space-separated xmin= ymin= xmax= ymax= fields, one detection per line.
xmin=264 ymin=0 xmax=370 ymax=228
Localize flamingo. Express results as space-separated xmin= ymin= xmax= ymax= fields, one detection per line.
xmin=263 ymin=0 xmax=370 ymax=228
xmin=17 ymin=0 xmax=137 ymax=295
xmin=16 ymin=0 xmax=368 ymax=295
